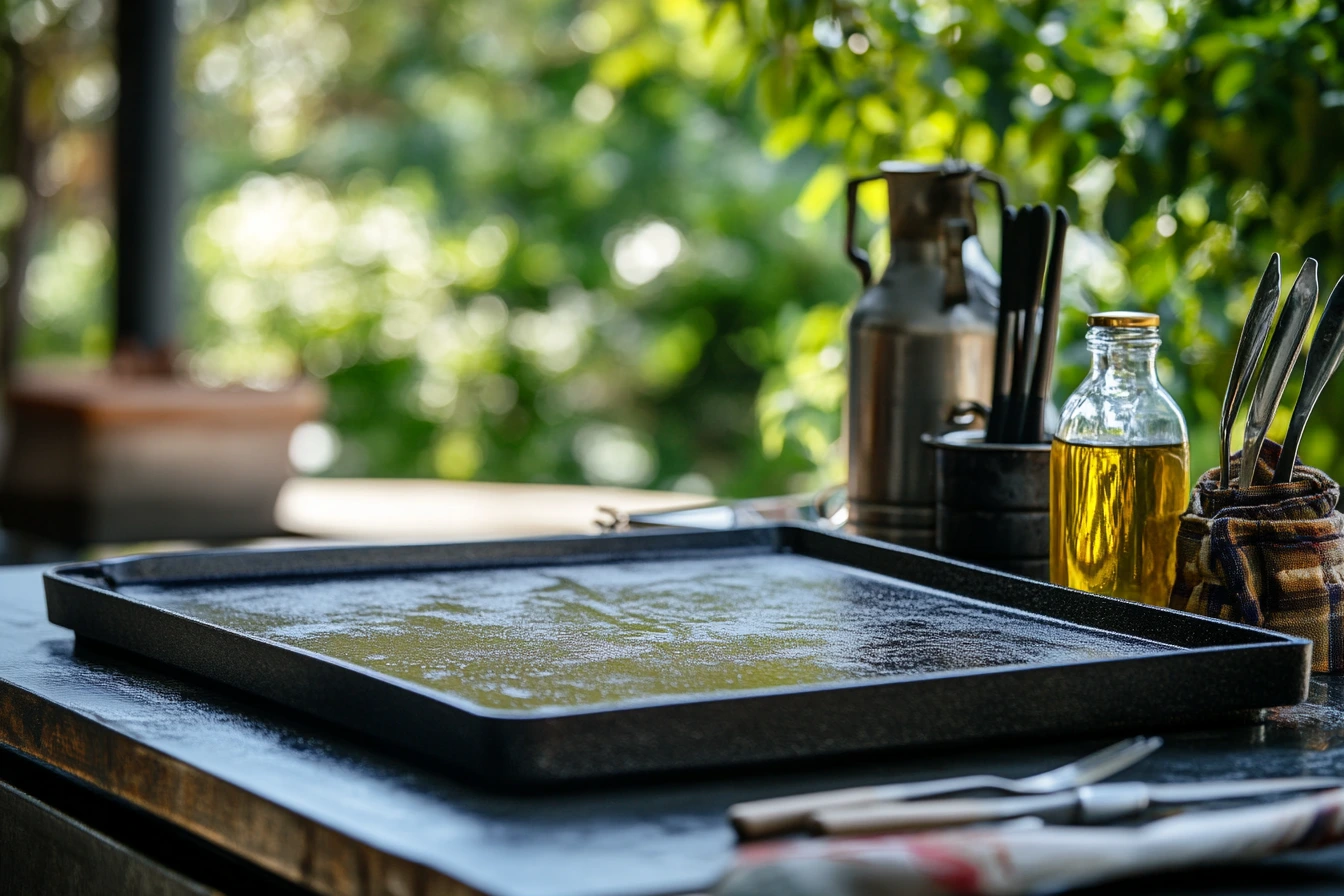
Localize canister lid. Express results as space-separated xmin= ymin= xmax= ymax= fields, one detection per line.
xmin=1087 ymin=310 xmax=1160 ymax=328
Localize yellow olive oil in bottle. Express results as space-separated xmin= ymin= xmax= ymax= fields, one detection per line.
xmin=1049 ymin=312 xmax=1189 ymax=605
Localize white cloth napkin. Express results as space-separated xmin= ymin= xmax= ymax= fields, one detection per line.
xmin=716 ymin=788 xmax=1344 ymax=896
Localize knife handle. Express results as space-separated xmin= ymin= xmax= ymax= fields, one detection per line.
xmin=729 ymin=773 xmax=1017 ymax=839
xmin=728 ymin=785 xmax=893 ymax=839
xmin=809 ymin=792 xmax=1077 ymax=836
xmin=1076 ymin=782 xmax=1151 ymax=823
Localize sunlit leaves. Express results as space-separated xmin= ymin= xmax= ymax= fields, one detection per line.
xmin=762 ymin=114 xmax=812 ymax=158
xmin=794 ymin=164 xmax=844 ymax=221
xmin=166 ymin=0 xmax=858 ymax=491
xmin=1213 ymin=57 xmax=1255 ymax=108
xmin=720 ymin=0 xmax=1344 ymax=480
xmin=755 ymin=301 xmax=845 ymax=480
xmin=22 ymin=219 xmax=110 ymax=334
xmin=593 ymin=34 xmax=675 ymax=87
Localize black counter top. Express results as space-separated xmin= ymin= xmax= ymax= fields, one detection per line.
xmin=3 ymin=562 xmax=1344 ymax=895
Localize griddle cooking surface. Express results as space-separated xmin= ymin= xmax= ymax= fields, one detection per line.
xmin=46 ymin=527 xmax=1309 ymax=782
xmin=123 ymin=554 xmax=1164 ymax=711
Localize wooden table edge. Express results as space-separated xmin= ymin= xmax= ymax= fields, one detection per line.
xmin=0 ymin=676 xmax=484 ymax=896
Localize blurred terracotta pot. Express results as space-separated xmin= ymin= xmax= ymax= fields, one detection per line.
xmin=0 ymin=367 xmax=325 ymax=544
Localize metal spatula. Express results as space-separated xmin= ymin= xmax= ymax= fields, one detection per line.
xmin=1219 ymin=254 xmax=1281 ymax=488
xmin=1005 ymin=206 xmax=1050 ymax=439
xmin=1021 ymin=206 xmax=1068 ymax=444
xmin=1240 ymin=259 xmax=1318 ymax=489
xmin=1274 ymin=275 xmax=1344 ymax=483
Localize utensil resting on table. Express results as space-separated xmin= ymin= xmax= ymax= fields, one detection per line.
xmin=729 ymin=736 xmax=1161 ymax=839
xmin=809 ymin=777 xmax=1344 ymax=835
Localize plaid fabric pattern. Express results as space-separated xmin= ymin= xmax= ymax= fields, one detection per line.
xmin=1169 ymin=440 xmax=1344 ymax=673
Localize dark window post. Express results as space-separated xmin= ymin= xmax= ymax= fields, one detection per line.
xmin=0 ymin=39 xmax=34 ymax=381
xmin=114 ymin=0 xmax=178 ymax=370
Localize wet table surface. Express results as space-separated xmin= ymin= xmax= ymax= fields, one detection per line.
xmin=5 ymin=562 xmax=1344 ymax=895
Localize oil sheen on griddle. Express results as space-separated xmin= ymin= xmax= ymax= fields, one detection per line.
xmin=1050 ymin=439 xmax=1188 ymax=605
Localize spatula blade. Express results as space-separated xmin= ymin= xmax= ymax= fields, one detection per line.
xmin=1240 ymin=258 xmax=1319 ymax=489
xmin=1219 ymin=254 xmax=1280 ymax=488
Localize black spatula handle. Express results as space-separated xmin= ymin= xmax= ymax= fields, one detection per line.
xmin=1022 ymin=207 xmax=1069 ymax=444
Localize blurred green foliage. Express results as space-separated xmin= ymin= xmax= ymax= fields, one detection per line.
xmin=12 ymin=0 xmax=1344 ymax=496
xmin=723 ymin=0 xmax=1344 ymax=480
xmin=9 ymin=0 xmax=854 ymax=496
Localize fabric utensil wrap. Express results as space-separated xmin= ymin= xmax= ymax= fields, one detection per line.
xmin=1169 ymin=440 xmax=1344 ymax=672
xmin=714 ymin=787 xmax=1344 ymax=896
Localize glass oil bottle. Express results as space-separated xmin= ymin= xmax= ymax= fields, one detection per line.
xmin=1049 ymin=312 xmax=1189 ymax=605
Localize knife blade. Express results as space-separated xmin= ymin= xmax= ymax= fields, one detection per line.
xmin=808 ymin=778 xmax=1344 ymax=836
xmin=1219 ymin=253 xmax=1281 ymax=488
xmin=1273 ymin=275 xmax=1344 ymax=482
xmin=1240 ymin=259 xmax=1319 ymax=489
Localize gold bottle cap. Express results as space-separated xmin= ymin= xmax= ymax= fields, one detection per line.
xmin=1087 ymin=310 xmax=1161 ymax=328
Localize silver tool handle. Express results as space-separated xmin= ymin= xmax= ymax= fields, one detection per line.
xmin=1076 ymin=782 xmax=1152 ymax=823
xmin=809 ymin=791 xmax=1080 ymax=835
xmin=728 ymin=774 xmax=1005 ymax=839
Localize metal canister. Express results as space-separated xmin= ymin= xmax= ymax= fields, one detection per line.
xmin=925 ymin=430 xmax=1051 ymax=579
xmin=844 ymin=161 xmax=1001 ymax=548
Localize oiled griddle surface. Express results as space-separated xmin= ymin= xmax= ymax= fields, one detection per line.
xmin=122 ymin=553 xmax=1168 ymax=712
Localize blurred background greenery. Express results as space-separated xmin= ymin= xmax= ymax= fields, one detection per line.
xmin=6 ymin=0 xmax=1344 ymax=495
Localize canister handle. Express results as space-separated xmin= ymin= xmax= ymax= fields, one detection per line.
xmin=946 ymin=400 xmax=990 ymax=429
xmin=975 ymin=169 xmax=1008 ymax=220
xmin=845 ymin=173 xmax=886 ymax=287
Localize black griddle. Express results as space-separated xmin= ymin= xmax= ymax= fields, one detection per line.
xmin=43 ymin=525 xmax=1309 ymax=785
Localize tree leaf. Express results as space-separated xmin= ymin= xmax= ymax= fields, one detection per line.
xmin=762 ymin=115 xmax=813 ymax=158
xmin=1213 ymin=58 xmax=1256 ymax=108
xmin=795 ymin=163 xmax=846 ymax=221
xmin=856 ymin=95 xmax=899 ymax=134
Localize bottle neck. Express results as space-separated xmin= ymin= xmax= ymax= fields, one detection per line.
xmin=1087 ymin=327 xmax=1160 ymax=386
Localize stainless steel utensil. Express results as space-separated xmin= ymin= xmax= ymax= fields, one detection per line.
xmin=1274 ymin=275 xmax=1344 ymax=483
xmin=809 ymin=776 xmax=1344 ymax=835
xmin=1022 ymin=206 xmax=1068 ymax=443
xmin=1219 ymin=254 xmax=1281 ymax=489
xmin=1240 ymin=259 xmax=1319 ymax=489
xmin=987 ymin=206 xmax=1022 ymax=442
xmin=728 ymin=735 xmax=1162 ymax=839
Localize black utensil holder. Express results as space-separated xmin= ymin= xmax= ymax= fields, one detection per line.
xmin=925 ymin=430 xmax=1051 ymax=580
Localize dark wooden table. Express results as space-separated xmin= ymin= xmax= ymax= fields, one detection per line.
xmin=6 ymin=561 xmax=1344 ymax=896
